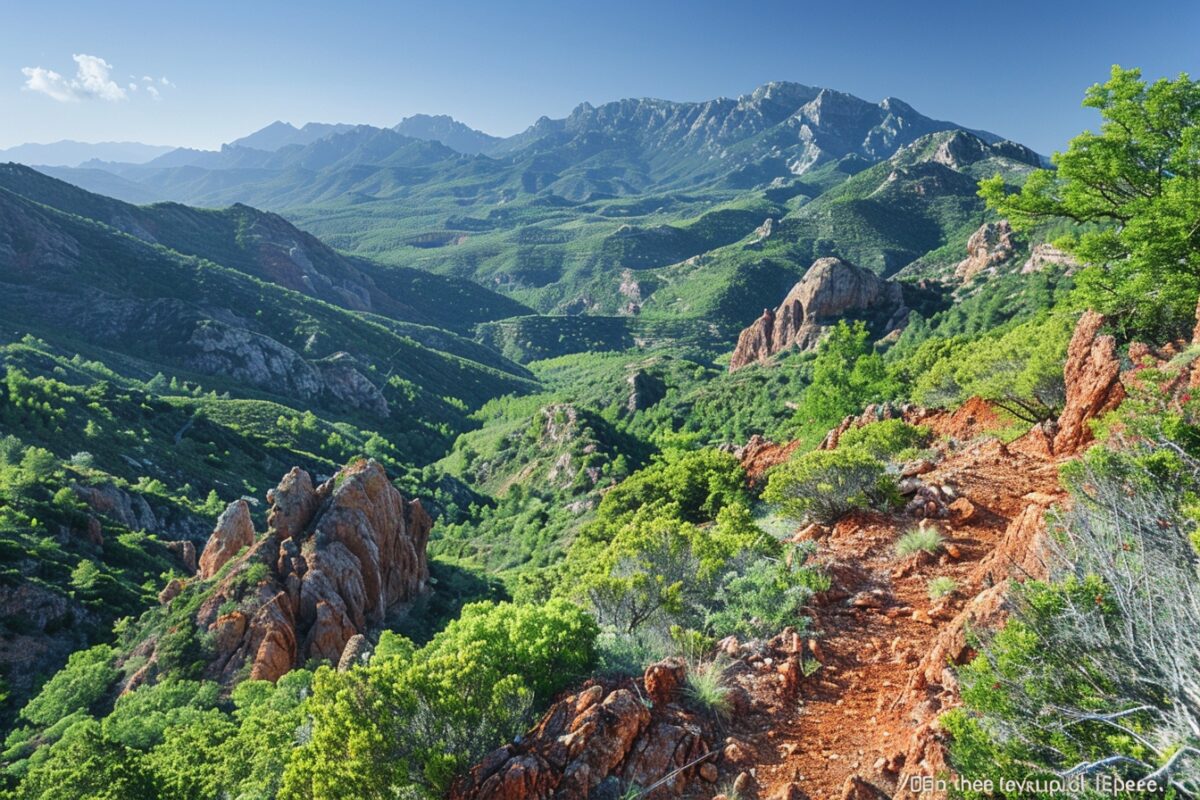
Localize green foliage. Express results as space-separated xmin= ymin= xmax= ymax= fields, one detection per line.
xmin=281 ymin=600 xmax=598 ymax=799
xmin=595 ymin=448 xmax=749 ymax=525
xmin=836 ymin=419 xmax=930 ymax=461
xmin=763 ymin=447 xmax=898 ymax=524
xmin=19 ymin=646 xmax=118 ymax=728
xmin=101 ymin=680 xmax=220 ymax=750
xmin=705 ymin=542 xmax=830 ymax=639
xmin=8 ymin=719 xmax=154 ymax=800
xmin=981 ymin=66 xmax=1200 ymax=341
xmin=791 ymin=321 xmax=899 ymax=440
xmin=948 ymin=438 xmax=1200 ymax=795
xmin=894 ymin=527 xmax=943 ymax=558
xmin=903 ymin=313 xmax=1073 ymax=422
xmin=683 ymin=657 xmax=734 ymax=720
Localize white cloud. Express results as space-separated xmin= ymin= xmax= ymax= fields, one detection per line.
xmin=20 ymin=54 xmax=173 ymax=103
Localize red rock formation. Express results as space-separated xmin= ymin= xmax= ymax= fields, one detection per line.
xmin=728 ymin=258 xmax=907 ymax=371
xmin=730 ymin=434 xmax=801 ymax=486
xmin=154 ymin=459 xmax=429 ymax=686
xmin=451 ymin=659 xmax=718 ymax=800
xmin=1052 ymin=311 xmax=1125 ymax=455
xmin=198 ymin=500 xmax=255 ymax=579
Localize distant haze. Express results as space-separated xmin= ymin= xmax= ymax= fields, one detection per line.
xmin=0 ymin=140 xmax=174 ymax=167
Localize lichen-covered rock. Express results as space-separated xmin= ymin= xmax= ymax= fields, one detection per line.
xmin=729 ymin=258 xmax=907 ymax=371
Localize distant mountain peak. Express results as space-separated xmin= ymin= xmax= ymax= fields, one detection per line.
xmin=227 ymin=121 xmax=357 ymax=152
xmin=392 ymin=114 xmax=501 ymax=155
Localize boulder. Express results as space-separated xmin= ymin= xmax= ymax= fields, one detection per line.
xmin=165 ymin=540 xmax=198 ymax=574
xmin=643 ymin=658 xmax=687 ymax=706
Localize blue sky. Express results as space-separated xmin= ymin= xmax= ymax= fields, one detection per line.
xmin=1 ymin=0 xmax=1196 ymax=153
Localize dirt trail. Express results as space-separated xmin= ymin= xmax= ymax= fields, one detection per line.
xmin=720 ymin=427 xmax=1064 ymax=800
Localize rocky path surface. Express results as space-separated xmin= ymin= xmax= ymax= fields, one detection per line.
xmin=739 ymin=431 xmax=1063 ymax=800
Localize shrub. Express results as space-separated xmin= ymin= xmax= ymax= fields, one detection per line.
xmin=20 ymin=645 xmax=118 ymax=728
xmin=926 ymin=576 xmax=957 ymax=600
xmin=705 ymin=543 xmax=829 ymax=639
xmin=895 ymin=527 xmax=943 ymax=558
xmin=837 ymin=420 xmax=930 ymax=461
xmin=948 ymin=439 xmax=1200 ymax=795
xmin=763 ymin=447 xmax=898 ymax=524
xmin=280 ymin=600 xmax=599 ymax=799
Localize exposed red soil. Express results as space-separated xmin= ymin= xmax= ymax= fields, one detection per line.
xmin=730 ymin=430 xmax=1064 ymax=800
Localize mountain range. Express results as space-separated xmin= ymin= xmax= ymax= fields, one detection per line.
xmin=17 ymin=81 xmax=1040 ymax=324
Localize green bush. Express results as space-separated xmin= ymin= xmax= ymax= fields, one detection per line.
xmin=836 ymin=419 xmax=931 ymax=461
xmin=280 ymin=600 xmax=599 ymax=799
xmin=20 ymin=645 xmax=118 ymax=728
xmin=763 ymin=447 xmax=898 ymax=524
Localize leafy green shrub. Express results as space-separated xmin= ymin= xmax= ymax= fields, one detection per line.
xmin=280 ymin=600 xmax=599 ymax=799
xmin=981 ymin=66 xmax=1200 ymax=341
xmin=895 ymin=527 xmax=943 ymax=558
xmin=926 ymin=576 xmax=957 ymax=600
xmin=763 ymin=447 xmax=898 ymax=524
xmin=101 ymin=679 xmax=220 ymax=750
xmin=837 ymin=420 xmax=930 ymax=461
xmin=781 ymin=321 xmax=901 ymax=445
xmin=705 ymin=543 xmax=829 ymax=639
xmin=20 ymin=645 xmax=118 ymax=728
xmin=905 ymin=314 xmax=1073 ymax=422
xmin=596 ymin=448 xmax=749 ymax=525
